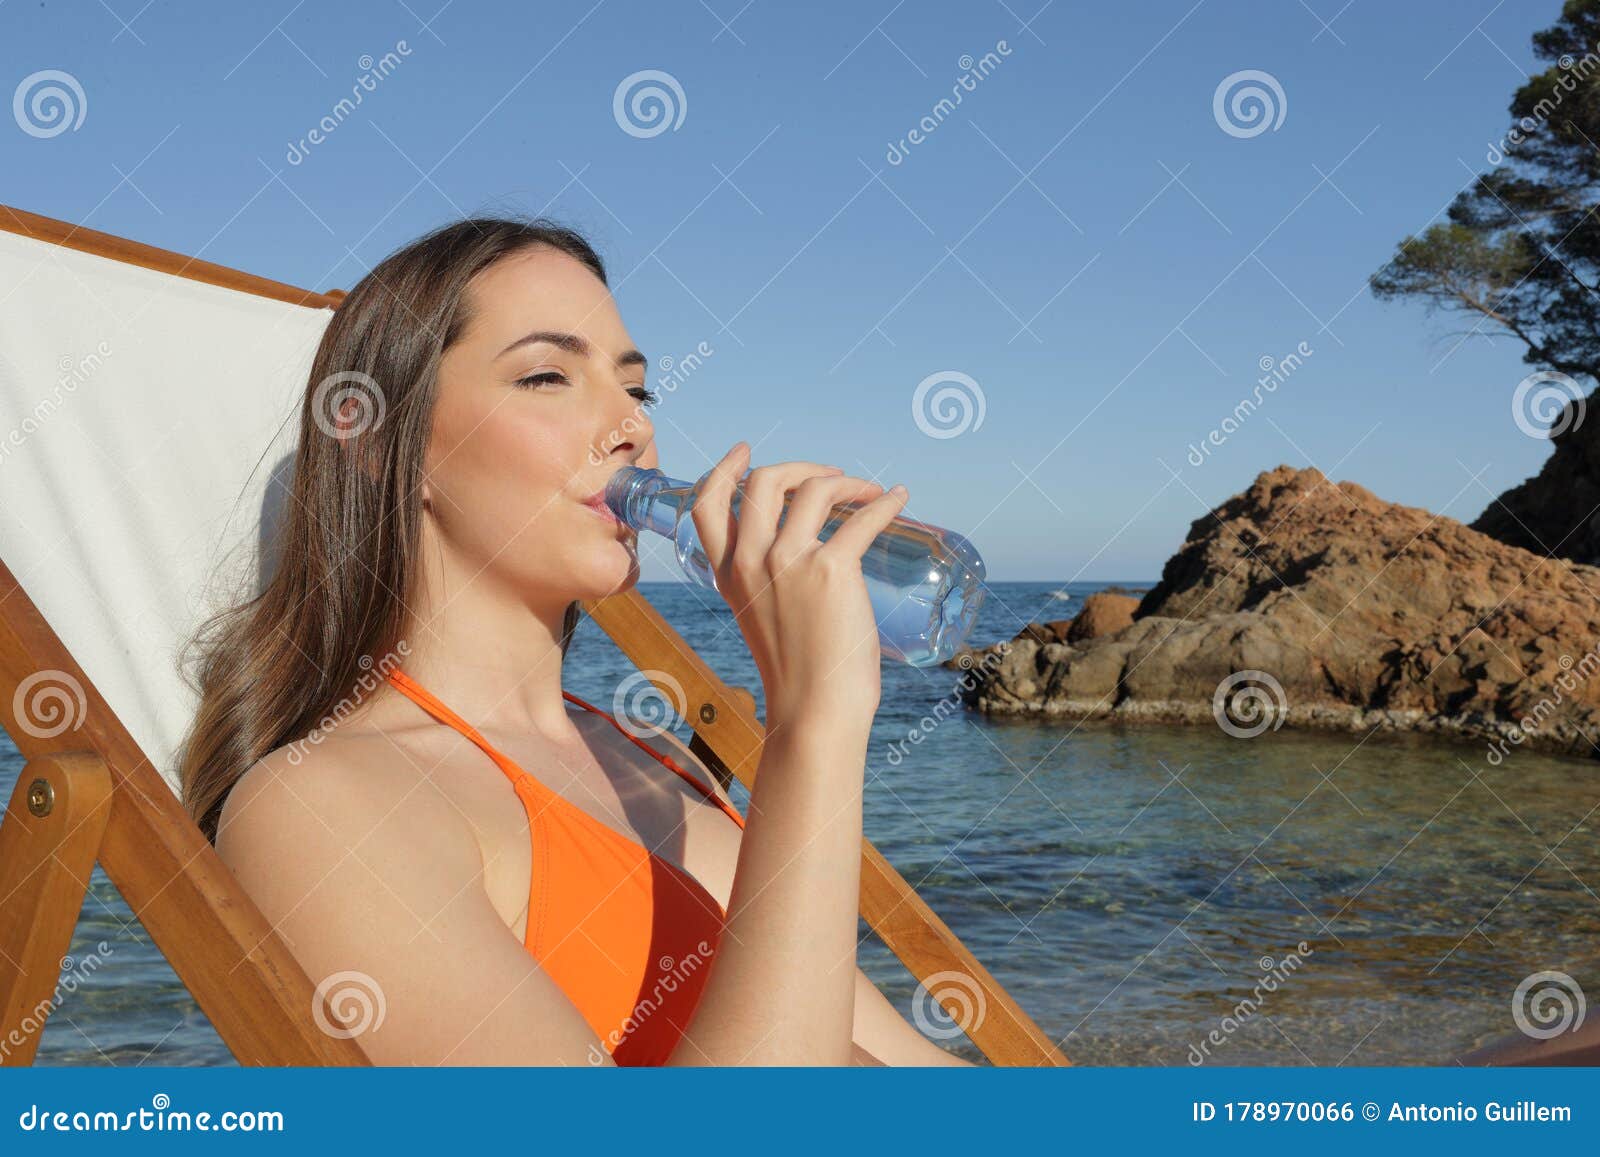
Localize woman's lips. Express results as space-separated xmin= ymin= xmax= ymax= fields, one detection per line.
xmin=581 ymin=494 xmax=621 ymax=525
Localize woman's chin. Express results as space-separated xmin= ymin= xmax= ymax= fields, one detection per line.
xmin=580 ymin=537 xmax=641 ymax=600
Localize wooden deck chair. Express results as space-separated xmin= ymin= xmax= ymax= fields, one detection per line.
xmin=0 ymin=204 xmax=1067 ymax=1067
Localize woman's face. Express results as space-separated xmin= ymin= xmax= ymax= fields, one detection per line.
xmin=422 ymin=244 xmax=659 ymax=606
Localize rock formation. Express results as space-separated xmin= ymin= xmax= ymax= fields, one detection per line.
xmin=955 ymin=465 xmax=1600 ymax=759
xmin=1472 ymin=397 xmax=1600 ymax=566
xmin=1064 ymin=592 xmax=1137 ymax=643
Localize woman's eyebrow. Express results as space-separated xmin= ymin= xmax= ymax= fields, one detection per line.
xmin=496 ymin=328 xmax=647 ymax=370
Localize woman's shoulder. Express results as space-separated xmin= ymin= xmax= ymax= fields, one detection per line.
xmin=207 ymin=729 xmax=586 ymax=1065
xmin=223 ymin=729 xmax=418 ymax=819
xmin=215 ymin=726 xmax=481 ymax=884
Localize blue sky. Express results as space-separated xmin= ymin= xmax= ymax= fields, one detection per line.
xmin=1 ymin=0 xmax=1562 ymax=580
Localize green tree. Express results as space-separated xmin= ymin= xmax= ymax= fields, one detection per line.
xmin=1372 ymin=0 xmax=1600 ymax=378
xmin=1371 ymin=0 xmax=1600 ymax=562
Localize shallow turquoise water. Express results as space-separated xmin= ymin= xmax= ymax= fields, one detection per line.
xmin=6 ymin=581 xmax=1597 ymax=1065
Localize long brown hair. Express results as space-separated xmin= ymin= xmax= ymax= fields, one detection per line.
xmin=179 ymin=215 xmax=609 ymax=845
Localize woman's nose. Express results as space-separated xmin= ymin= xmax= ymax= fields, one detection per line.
xmin=593 ymin=387 xmax=652 ymax=460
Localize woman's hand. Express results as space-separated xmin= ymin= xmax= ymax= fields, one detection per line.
xmin=690 ymin=441 xmax=909 ymax=737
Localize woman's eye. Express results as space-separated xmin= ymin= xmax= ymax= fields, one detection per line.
xmin=513 ymin=371 xmax=567 ymax=389
xmin=512 ymin=373 xmax=657 ymax=408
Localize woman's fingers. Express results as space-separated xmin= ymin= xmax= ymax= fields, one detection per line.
xmin=730 ymin=461 xmax=843 ymax=573
xmin=817 ymin=483 xmax=909 ymax=561
xmin=772 ymin=474 xmax=886 ymax=560
xmin=689 ymin=442 xmax=749 ymax=573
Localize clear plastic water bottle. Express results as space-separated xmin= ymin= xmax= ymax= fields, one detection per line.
xmin=604 ymin=465 xmax=987 ymax=666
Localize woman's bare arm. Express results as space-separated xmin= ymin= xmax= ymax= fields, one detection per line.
xmin=850 ymin=966 xmax=979 ymax=1066
xmin=664 ymin=717 xmax=871 ymax=1065
xmin=216 ymin=742 xmax=617 ymax=1066
xmin=651 ymin=726 xmax=977 ymax=1067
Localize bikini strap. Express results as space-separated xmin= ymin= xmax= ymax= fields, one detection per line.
xmin=384 ymin=667 xmax=541 ymax=793
xmin=561 ymin=689 xmax=745 ymax=829
xmin=383 ymin=669 xmax=743 ymax=829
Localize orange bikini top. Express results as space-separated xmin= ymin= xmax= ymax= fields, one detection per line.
xmin=383 ymin=668 xmax=746 ymax=1066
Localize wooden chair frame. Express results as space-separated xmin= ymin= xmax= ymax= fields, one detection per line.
xmin=0 ymin=204 xmax=1068 ymax=1067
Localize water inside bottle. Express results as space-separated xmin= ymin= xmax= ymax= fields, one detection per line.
xmin=681 ymin=488 xmax=984 ymax=665
xmin=607 ymin=466 xmax=987 ymax=666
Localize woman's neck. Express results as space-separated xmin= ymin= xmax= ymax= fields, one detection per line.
xmin=397 ymin=581 xmax=581 ymax=742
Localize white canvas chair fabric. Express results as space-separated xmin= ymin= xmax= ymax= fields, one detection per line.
xmin=0 ymin=229 xmax=331 ymax=795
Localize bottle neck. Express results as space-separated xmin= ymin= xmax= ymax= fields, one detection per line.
xmin=604 ymin=465 xmax=689 ymax=538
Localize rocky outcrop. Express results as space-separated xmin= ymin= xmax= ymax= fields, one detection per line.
xmin=959 ymin=465 xmax=1600 ymax=759
xmin=1016 ymin=619 xmax=1076 ymax=647
xmin=984 ymin=593 xmax=1144 ymax=652
xmin=1472 ymin=397 xmax=1600 ymax=566
xmin=1065 ymin=592 xmax=1137 ymax=643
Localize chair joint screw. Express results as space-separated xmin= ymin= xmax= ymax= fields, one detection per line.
xmin=27 ymin=777 xmax=55 ymax=817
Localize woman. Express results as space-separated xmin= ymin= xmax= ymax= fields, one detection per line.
xmin=178 ymin=216 xmax=974 ymax=1066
